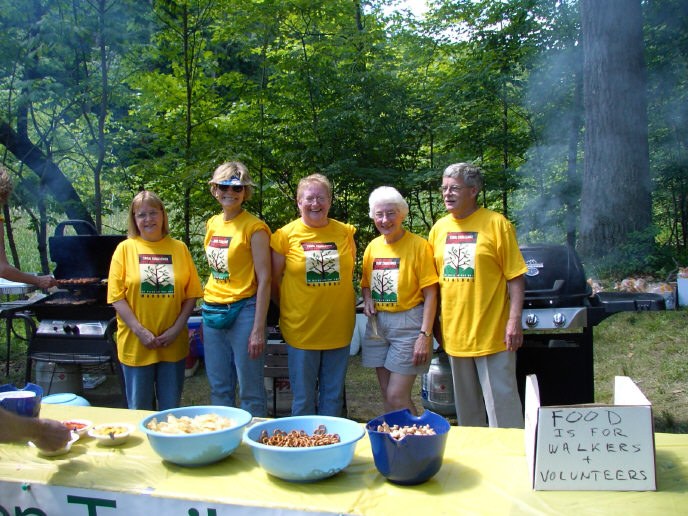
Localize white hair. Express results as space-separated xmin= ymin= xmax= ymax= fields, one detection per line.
xmin=368 ymin=186 xmax=409 ymax=219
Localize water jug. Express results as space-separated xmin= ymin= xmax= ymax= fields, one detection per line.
xmin=420 ymin=351 xmax=456 ymax=416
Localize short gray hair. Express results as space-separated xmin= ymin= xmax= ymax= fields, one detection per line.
xmin=443 ymin=163 xmax=483 ymax=193
xmin=368 ymin=186 xmax=409 ymax=219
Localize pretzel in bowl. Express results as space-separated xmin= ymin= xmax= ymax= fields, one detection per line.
xmin=258 ymin=424 xmax=341 ymax=447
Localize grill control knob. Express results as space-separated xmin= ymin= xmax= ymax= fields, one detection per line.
xmin=63 ymin=323 xmax=79 ymax=334
xmin=553 ymin=312 xmax=566 ymax=328
xmin=525 ymin=313 xmax=538 ymax=327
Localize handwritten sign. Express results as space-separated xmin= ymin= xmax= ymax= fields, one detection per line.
xmin=526 ymin=375 xmax=656 ymax=491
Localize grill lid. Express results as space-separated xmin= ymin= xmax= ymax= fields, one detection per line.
xmin=49 ymin=220 xmax=125 ymax=280
xmin=521 ymin=244 xmax=591 ymax=307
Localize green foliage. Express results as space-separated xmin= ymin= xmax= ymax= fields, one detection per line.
xmin=584 ymin=227 xmax=682 ymax=281
xmin=0 ymin=0 xmax=687 ymax=272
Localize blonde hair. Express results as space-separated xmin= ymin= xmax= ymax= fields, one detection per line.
xmin=127 ymin=191 xmax=170 ymax=238
xmin=0 ymin=166 xmax=14 ymax=206
xmin=296 ymin=173 xmax=332 ymax=201
xmin=209 ymin=161 xmax=254 ymax=202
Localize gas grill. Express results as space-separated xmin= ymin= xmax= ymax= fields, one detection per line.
xmin=515 ymin=244 xmax=665 ymax=407
xmin=23 ymin=220 xmax=126 ymax=398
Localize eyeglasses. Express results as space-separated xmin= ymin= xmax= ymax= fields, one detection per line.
xmin=135 ymin=210 xmax=161 ymax=220
xmin=217 ymin=184 xmax=244 ymax=192
xmin=302 ymin=195 xmax=327 ymax=204
xmin=440 ymin=185 xmax=470 ymax=194
xmin=374 ymin=210 xmax=398 ymax=220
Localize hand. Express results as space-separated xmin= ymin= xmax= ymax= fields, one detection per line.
xmin=31 ymin=419 xmax=71 ymax=451
xmin=248 ymin=329 xmax=265 ymax=359
xmin=34 ymin=275 xmax=57 ymax=290
xmin=363 ymin=298 xmax=376 ymax=318
xmin=504 ymin=317 xmax=523 ymax=352
xmin=412 ymin=334 xmax=432 ymax=366
xmin=136 ymin=327 xmax=159 ymax=349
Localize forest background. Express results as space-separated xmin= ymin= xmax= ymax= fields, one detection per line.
xmin=1 ymin=0 xmax=687 ymax=282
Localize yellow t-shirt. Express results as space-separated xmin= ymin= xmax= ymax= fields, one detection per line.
xmin=107 ymin=236 xmax=203 ymax=366
xmin=361 ymin=231 xmax=438 ymax=312
xmin=271 ymin=218 xmax=356 ymax=350
xmin=203 ymin=210 xmax=271 ymax=304
xmin=428 ymin=208 xmax=527 ymax=357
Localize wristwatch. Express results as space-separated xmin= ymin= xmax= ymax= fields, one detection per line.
xmin=419 ymin=330 xmax=432 ymax=337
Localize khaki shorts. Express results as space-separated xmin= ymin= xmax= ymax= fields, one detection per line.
xmin=361 ymin=304 xmax=430 ymax=376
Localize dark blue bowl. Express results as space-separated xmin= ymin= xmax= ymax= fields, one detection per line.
xmin=366 ymin=409 xmax=450 ymax=485
xmin=0 ymin=383 xmax=43 ymax=418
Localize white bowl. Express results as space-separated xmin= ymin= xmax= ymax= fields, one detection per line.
xmin=88 ymin=422 xmax=134 ymax=446
xmin=29 ymin=432 xmax=79 ymax=457
xmin=62 ymin=418 xmax=93 ymax=437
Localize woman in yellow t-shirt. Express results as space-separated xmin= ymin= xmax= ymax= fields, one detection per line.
xmin=107 ymin=191 xmax=203 ymax=410
xmin=201 ymin=162 xmax=271 ymax=417
xmin=361 ymin=187 xmax=438 ymax=415
xmin=271 ymin=174 xmax=356 ymax=416
xmin=0 ymin=166 xmax=56 ymax=290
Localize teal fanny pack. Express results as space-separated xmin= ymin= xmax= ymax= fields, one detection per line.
xmin=201 ymin=298 xmax=247 ymax=329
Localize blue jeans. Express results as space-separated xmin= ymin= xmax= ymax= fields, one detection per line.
xmin=121 ymin=359 xmax=185 ymax=411
xmin=202 ymin=296 xmax=267 ymax=417
xmin=287 ymin=344 xmax=350 ymax=416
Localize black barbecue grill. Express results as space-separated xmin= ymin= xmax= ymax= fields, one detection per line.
xmin=516 ymin=244 xmax=665 ymax=407
xmin=23 ymin=220 xmax=126 ymax=400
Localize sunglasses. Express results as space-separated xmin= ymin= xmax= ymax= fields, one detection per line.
xmin=217 ymin=184 xmax=244 ymax=192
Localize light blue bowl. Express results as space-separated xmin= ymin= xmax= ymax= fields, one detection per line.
xmin=139 ymin=405 xmax=252 ymax=466
xmin=42 ymin=393 xmax=90 ymax=406
xmin=243 ymin=415 xmax=365 ymax=482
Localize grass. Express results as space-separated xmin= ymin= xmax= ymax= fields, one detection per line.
xmin=593 ymin=310 xmax=688 ymax=433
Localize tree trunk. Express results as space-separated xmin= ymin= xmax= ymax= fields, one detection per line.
xmin=0 ymin=121 xmax=95 ymax=229
xmin=579 ymin=0 xmax=652 ymax=259
xmin=566 ymin=66 xmax=583 ymax=248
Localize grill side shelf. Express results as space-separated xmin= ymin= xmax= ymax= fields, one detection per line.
xmin=589 ymin=292 xmax=666 ymax=326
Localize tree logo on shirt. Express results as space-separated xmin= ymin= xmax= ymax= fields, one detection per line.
xmin=371 ymin=257 xmax=399 ymax=304
xmin=206 ymin=235 xmax=231 ymax=281
xmin=302 ymin=242 xmax=340 ymax=285
xmin=443 ymin=232 xmax=476 ymax=280
xmin=139 ymin=254 xmax=175 ymax=296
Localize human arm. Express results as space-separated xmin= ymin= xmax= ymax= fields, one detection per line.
xmin=505 ymin=274 xmax=525 ymax=352
xmin=154 ymin=297 xmax=198 ymax=348
xmin=270 ymin=250 xmax=285 ymax=308
xmin=413 ymin=283 xmax=438 ymax=366
xmin=362 ymin=287 xmax=375 ymax=317
xmin=248 ymin=229 xmax=271 ymax=359
xmin=0 ymin=407 xmax=71 ymax=451
xmin=0 ymin=226 xmax=56 ymax=289
xmin=111 ymin=299 xmax=159 ymax=349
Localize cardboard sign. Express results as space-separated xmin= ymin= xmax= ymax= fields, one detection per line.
xmin=525 ymin=375 xmax=656 ymax=491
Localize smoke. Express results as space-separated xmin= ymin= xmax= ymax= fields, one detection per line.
xmin=514 ymin=38 xmax=583 ymax=245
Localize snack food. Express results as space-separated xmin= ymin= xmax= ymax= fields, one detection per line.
xmin=145 ymin=413 xmax=234 ymax=434
xmin=91 ymin=425 xmax=130 ymax=438
xmin=376 ymin=422 xmax=436 ymax=440
xmin=62 ymin=419 xmax=93 ymax=437
xmin=258 ymin=424 xmax=341 ymax=447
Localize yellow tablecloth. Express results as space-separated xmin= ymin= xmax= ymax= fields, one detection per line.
xmin=1 ymin=405 xmax=686 ymax=515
